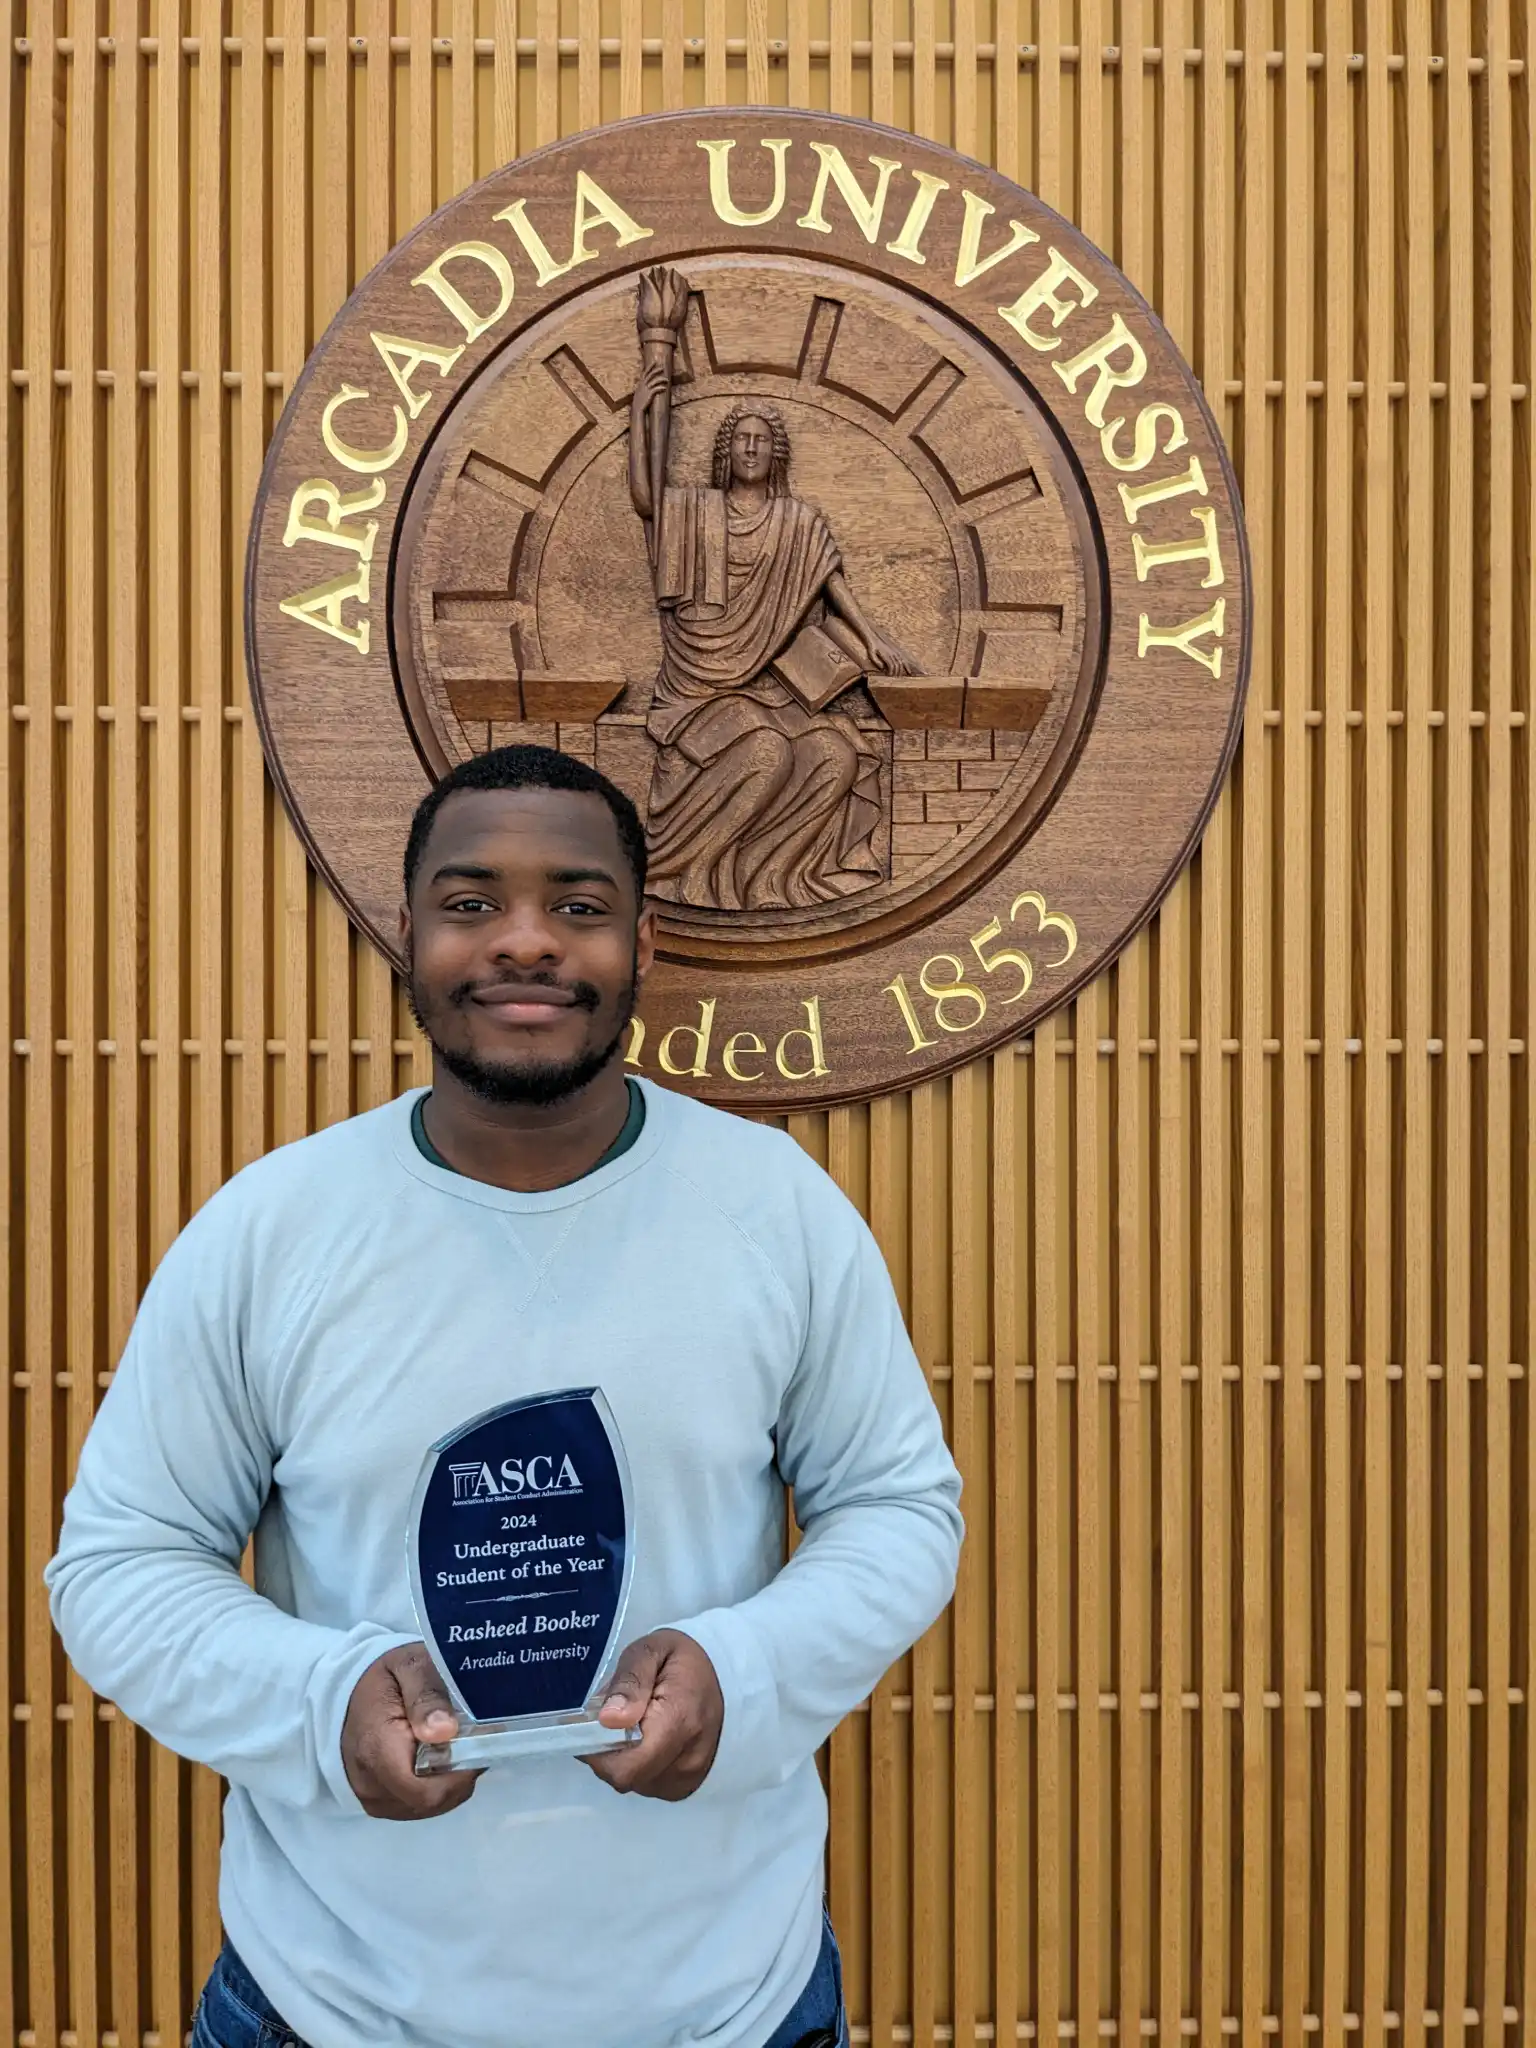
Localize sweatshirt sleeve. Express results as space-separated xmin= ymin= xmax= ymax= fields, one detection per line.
xmin=672 ymin=1176 xmax=962 ymax=1799
xmin=45 ymin=1195 xmax=412 ymax=1814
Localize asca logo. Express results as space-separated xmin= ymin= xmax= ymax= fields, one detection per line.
xmin=449 ymin=1454 xmax=582 ymax=1504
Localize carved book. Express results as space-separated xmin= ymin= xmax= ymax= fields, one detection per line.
xmin=770 ymin=621 xmax=864 ymax=713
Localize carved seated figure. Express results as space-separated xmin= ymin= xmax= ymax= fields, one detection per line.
xmin=629 ymin=361 xmax=916 ymax=912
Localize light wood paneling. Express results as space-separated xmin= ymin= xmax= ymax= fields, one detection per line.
xmin=4 ymin=4 xmax=1532 ymax=2042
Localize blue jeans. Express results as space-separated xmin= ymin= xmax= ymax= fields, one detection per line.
xmin=192 ymin=1912 xmax=847 ymax=2048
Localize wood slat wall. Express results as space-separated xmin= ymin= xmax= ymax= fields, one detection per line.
xmin=3 ymin=3 xmax=1531 ymax=2043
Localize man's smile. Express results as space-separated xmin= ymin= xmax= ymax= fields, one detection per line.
xmin=468 ymin=982 xmax=582 ymax=1025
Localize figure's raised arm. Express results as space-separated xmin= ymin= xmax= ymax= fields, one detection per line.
xmin=628 ymin=359 xmax=671 ymax=521
xmin=631 ymin=267 xmax=691 ymax=535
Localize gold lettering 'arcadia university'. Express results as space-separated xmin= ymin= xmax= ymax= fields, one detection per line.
xmin=280 ymin=138 xmax=1227 ymax=682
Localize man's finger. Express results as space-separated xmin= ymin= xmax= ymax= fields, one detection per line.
xmin=584 ymin=1686 xmax=691 ymax=1791
xmin=596 ymin=1634 xmax=667 ymax=1729
xmin=389 ymin=1642 xmax=460 ymax=1744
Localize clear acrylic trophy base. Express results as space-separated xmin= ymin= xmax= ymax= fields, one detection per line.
xmin=415 ymin=1707 xmax=643 ymax=1775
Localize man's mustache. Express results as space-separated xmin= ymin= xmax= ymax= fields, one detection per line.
xmin=446 ymin=969 xmax=602 ymax=1014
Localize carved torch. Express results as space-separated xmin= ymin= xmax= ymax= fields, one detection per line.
xmin=636 ymin=266 xmax=690 ymax=559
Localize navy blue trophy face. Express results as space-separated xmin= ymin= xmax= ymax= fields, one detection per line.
xmin=408 ymin=1388 xmax=639 ymax=1771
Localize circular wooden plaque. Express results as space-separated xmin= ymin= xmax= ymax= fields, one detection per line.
xmin=247 ymin=110 xmax=1250 ymax=1110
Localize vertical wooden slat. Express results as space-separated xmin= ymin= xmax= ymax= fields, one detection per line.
xmin=316 ymin=11 xmax=354 ymax=1143
xmin=910 ymin=0 xmax=934 ymax=140
xmin=663 ymin=0 xmax=686 ymax=114
xmin=1153 ymin=10 xmax=1194 ymax=2019
xmin=868 ymin=1091 xmax=904 ymax=2048
xmin=409 ymin=0 xmax=438 ymax=218
xmin=951 ymin=0 xmax=974 ymax=160
xmin=1276 ymin=16 xmax=1313 ymax=2047
xmin=870 ymin=0 xmax=893 ymax=128
xmin=61 ymin=16 xmax=101 ymax=2044
xmin=1113 ymin=953 xmax=1146 ymax=2048
xmin=989 ymin=1049 xmax=1019 ymax=2048
xmin=828 ymin=0 xmax=851 ymax=118
xmin=232 ymin=2 xmax=271 ymax=1191
xmin=188 ymin=0 xmax=229 ymax=1988
xmin=1358 ymin=12 xmax=1394 ymax=2048
xmin=1032 ymin=0 xmax=1059 ymax=226
xmin=1478 ymin=11 xmax=1515 ymax=2045
xmin=578 ymin=0 xmax=602 ymax=131
xmin=948 ymin=1068 xmax=978 ymax=2048
xmin=1441 ymin=6 xmax=1476 ymax=2041
xmin=356 ymin=0 xmax=401 ymax=1126
xmin=1066 ymin=54 xmax=1105 ymax=2038
xmin=706 ymin=0 xmax=729 ymax=104
xmin=147 ymin=1 xmax=188 ymax=2031
xmin=275 ymin=0 xmax=313 ymax=1163
xmin=19 ymin=15 xmax=60 ymax=2048
xmin=452 ymin=0 xmax=478 ymax=188
xmin=1017 ymin=182 xmax=1057 ymax=2048
xmin=831 ymin=1105 xmax=868 ymax=1982
xmin=495 ymin=0 xmax=522 ymax=161
xmin=1236 ymin=2 xmax=1275 ymax=2037
xmin=1072 ymin=1001 xmax=1102 ymax=2046
xmin=103 ymin=12 xmax=147 ymax=2037
xmin=1113 ymin=22 xmax=1149 ymax=2047
xmin=744 ymin=0 xmax=769 ymax=107
xmin=1193 ymin=11 xmax=1231 ymax=2047
xmin=1031 ymin=1019 xmax=1061 ymax=2047
xmin=1156 ymin=933 xmax=1190 ymax=2048
xmin=0 ymin=8 xmax=19 ymax=2036
xmin=1317 ymin=16 xmax=1353 ymax=2047
xmin=990 ymin=0 xmax=1015 ymax=184
xmin=1523 ymin=1 xmax=1536 ymax=2020
xmin=908 ymin=1080 xmax=941 ymax=2048
xmin=1400 ymin=9 xmax=1436 ymax=2043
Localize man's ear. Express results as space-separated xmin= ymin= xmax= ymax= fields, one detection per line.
xmin=635 ymin=903 xmax=658 ymax=985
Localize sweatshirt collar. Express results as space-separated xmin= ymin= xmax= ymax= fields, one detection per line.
xmin=390 ymin=1076 xmax=672 ymax=1213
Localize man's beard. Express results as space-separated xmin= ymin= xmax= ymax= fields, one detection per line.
xmin=406 ymin=958 xmax=638 ymax=1109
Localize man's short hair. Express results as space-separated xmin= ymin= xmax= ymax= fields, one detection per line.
xmin=403 ymin=745 xmax=648 ymax=903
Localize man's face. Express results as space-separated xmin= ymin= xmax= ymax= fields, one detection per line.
xmin=400 ymin=787 xmax=655 ymax=1107
xmin=730 ymin=416 xmax=774 ymax=486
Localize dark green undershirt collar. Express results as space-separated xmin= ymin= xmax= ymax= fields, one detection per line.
xmin=410 ymin=1079 xmax=646 ymax=1185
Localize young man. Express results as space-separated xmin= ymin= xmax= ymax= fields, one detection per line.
xmin=47 ymin=745 xmax=963 ymax=2048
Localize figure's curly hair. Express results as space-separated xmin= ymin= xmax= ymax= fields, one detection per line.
xmin=711 ymin=403 xmax=792 ymax=496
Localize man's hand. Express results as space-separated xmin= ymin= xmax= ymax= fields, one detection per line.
xmin=582 ymin=1628 xmax=724 ymax=1800
xmin=341 ymin=1642 xmax=480 ymax=1820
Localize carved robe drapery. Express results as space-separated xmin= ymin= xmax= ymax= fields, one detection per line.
xmin=644 ymin=485 xmax=882 ymax=911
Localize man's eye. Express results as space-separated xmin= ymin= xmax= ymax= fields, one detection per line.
xmin=555 ymin=901 xmax=606 ymax=916
xmin=447 ymin=896 xmax=494 ymax=914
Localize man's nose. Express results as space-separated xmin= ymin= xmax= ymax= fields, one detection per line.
xmin=490 ymin=909 xmax=562 ymax=966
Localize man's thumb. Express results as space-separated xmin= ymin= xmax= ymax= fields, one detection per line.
xmin=598 ymin=1634 xmax=667 ymax=1728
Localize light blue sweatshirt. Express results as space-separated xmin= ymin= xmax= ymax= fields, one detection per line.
xmin=47 ymin=1079 xmax=962 ymax=2048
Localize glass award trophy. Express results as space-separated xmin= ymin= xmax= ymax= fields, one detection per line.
xmin=407 ymin=1387 xmax=641 ymax=1774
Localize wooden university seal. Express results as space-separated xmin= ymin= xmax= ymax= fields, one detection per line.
xmin=247 ymin=111 xmax=1250 ymax=1109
